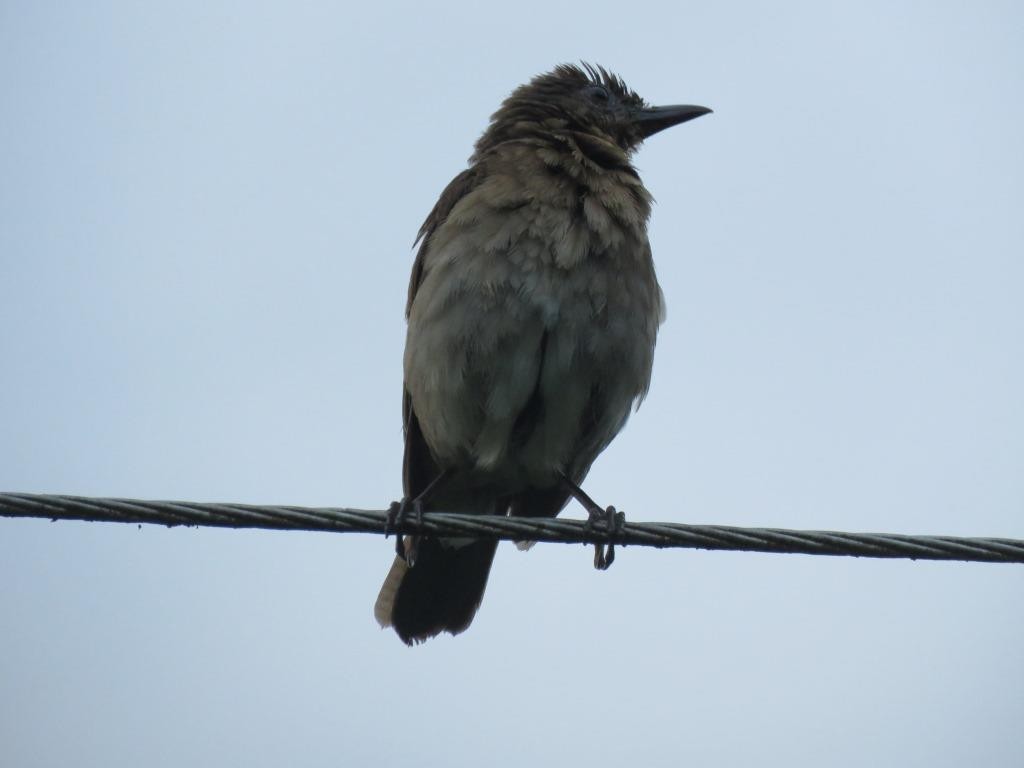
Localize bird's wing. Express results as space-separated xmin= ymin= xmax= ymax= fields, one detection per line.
xmin=405 ymin=167 xmax=483 ymax=317
xmin=403 ymin=167 xmax=483 ymax=498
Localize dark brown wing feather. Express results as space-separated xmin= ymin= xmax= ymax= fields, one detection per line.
xmin=380 ymin=166 xmax=494 ymax=645
xmin=405 ymin=167 xmax=482 ymax=317
xmin=402 ymin=167 xmax=483 ymax=499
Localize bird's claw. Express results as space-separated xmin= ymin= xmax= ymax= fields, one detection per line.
xmin=385 ymin=498 xmax=425 ymax=565
xmin=385 ymin=499 xmax=407 ymax=558
xmin=586 ymin=505 xmax=625 ymax=570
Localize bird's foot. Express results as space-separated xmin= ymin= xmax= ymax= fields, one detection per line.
xmin=385 ymin=497 xmax=425 ymax=564
xmin=385 ymin=499 xmax=408 ymax=557
xmin=585 ymin=504 xmax=626 ymax=570
xmin=558 ymin=472 xmax=626 ymax=570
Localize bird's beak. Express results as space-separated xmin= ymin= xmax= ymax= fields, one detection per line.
xmin=634 ymin=104 xmax=712 ymax=139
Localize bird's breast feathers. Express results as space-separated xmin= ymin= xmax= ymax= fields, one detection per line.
xmin=404 ymin=153 xmax=663 ymax=479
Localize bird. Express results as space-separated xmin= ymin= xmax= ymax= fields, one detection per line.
xmin=374 ymin=63 xmax=710 ymax=645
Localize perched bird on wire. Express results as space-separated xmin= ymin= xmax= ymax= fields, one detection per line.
xmin=374 ymin=63 xmax=710 ymax=644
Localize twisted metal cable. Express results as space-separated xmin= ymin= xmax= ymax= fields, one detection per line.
xmin=1 ymin=491 xmax=1023 ymax=563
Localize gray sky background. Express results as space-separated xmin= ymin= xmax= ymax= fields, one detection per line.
xmin=2 ymin=2 xmax=1022 ymax=766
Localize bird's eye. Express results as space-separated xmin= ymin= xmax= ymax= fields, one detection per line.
xmin=585 ymin=85 xmax=611 ymax=104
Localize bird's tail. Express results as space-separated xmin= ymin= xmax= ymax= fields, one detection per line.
xmin=374 ymin=536 xmax=499 ymax=645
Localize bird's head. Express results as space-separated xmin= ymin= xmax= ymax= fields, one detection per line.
xmin=473 ymin=63 xmax=710 ymax=160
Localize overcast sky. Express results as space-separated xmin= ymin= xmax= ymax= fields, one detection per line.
xmin=2 ymin=2 xmax=1022 ymax=766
